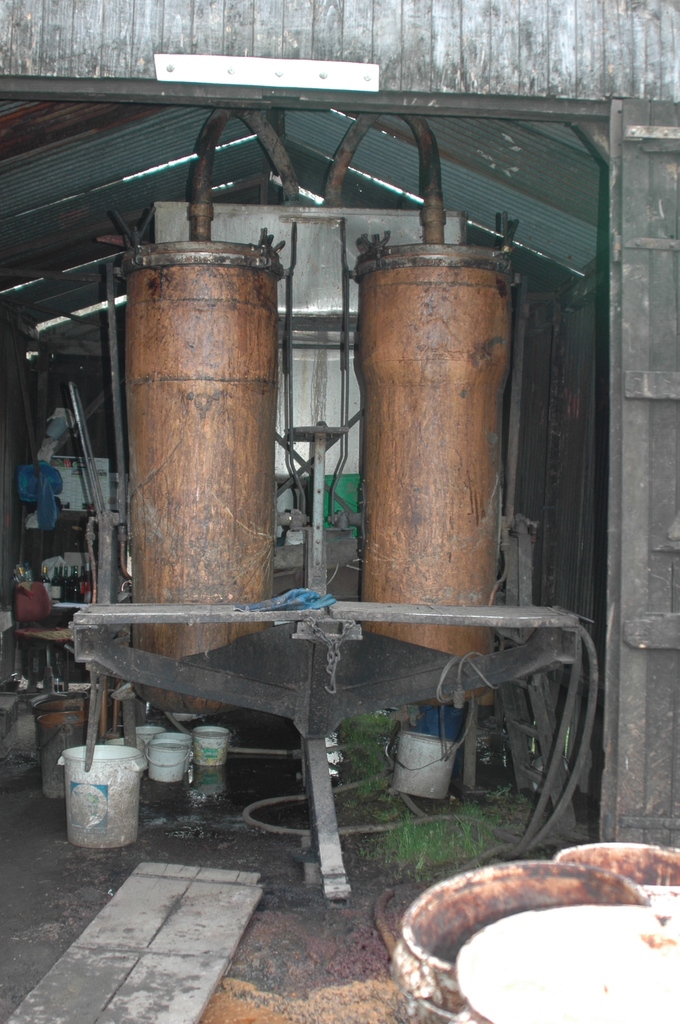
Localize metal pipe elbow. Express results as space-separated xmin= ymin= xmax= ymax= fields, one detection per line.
xmin=190 ymin=108 xmax=300 ymax=240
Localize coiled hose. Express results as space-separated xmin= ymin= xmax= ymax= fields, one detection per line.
xmin=242 ymin=624 xmax=599 ymax=860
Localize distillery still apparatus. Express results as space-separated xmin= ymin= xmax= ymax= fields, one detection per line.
xmin=72 ymin=108 xmax=596 ymax=902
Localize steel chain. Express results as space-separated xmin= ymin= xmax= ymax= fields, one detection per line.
xmin=306 ymin=619 xmax=357 ymax=694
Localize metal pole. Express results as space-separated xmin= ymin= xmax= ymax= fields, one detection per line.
xmin=306 ymin=430 xmax=327 ymax=594
xmin=105 ymin=262 xmax=127 ymax=529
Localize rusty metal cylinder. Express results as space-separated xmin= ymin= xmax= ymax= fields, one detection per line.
xmin=356 ymin=244 xmax=512 ymax=656
xmin=123 ymin=241 xmax=283 ymax=712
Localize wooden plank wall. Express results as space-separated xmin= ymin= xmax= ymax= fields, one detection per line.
xmin=1 ymin=0 xmax=679 ymax=102
xmin=0 ymin=311 xmax=29 ymax=679
xmin=603 ymin=98 xmax=680 ymax=847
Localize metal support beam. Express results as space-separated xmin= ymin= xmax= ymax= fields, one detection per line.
xmin=0 ymin=76 xmax=611 ymax=122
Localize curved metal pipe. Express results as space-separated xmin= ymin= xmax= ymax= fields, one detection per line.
xmin=324 ymin=114 xmax=380 ymax=206
xmin=190 ymin=108 xmax=300 ymax=241
xmin=190 ymin=109 xmax=231 ymax=241
xmin=401 ymin=115 xmax=445 ymax=244
xmin=239 ymin=110 xmax=300 ymax=205
xmin=323 ymin=113 xmax=445 ymax=243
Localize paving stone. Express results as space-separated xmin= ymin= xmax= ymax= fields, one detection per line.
xmin=148 ymin=881 xmax=262 ymax=957
xmin=73 ymin=875 xmax=190 ymax=950
xmin=7 ymin=948 xmax=139 ymax=1024
xmin=95 ymin=952 xmax=227 ymax=1024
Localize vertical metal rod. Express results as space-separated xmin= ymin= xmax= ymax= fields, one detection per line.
xmin=328 ymin=219 xmax=351 ymax=523
xmin=306 ymin=432 xmax=328 ymax=594
xmin=505 ymin=277 xmax=529 ymax=521
xmin=283 ymin=223 xmax=305 ymax=513
xmin=105 ymin=263 xmax=127 ymax=529
xmin=10 ymin=321 xmax=40 ymax=478
xmin=68 ymin=382 xmax=106 ymax=517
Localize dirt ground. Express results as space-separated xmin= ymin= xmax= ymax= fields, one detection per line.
xmin=0 ymin=691 xmax=595 ymax=1023
xmin=0 ymin=699 xmax=427 ymax=1023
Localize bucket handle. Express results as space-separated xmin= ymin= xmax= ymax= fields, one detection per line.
xmin=57 ymin=754 xmax=146 ymax=771
xmin=145 ymin=748 xmax=192 ymax=769
xmin=40 ymin=722 xmax=79 ymax=751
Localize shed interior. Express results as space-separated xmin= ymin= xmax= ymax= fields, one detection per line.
xmin=0 ymin=93 xmax=610 ymax=1022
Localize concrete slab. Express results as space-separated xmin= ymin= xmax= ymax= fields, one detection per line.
xmin=8 ymin=863 xmax=262 ymax=1024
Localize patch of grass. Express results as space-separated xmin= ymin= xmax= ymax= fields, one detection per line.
xmin=338 ymin=713 xmax=394 ymax=795
xmin=361 ymin=789 xmax=532 ymax=882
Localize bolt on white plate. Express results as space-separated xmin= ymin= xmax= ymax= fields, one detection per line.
xmin=154 ymin=54 xmax=380 ymax=92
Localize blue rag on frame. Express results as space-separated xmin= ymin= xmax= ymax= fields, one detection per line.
xmin=235 ymin=588 xmax=337 ymax=611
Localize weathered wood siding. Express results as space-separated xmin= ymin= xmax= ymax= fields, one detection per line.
xmin=603 ymin=98 xmax=680 ymax=846
xmin=1 ymin=0 xmax=679 ymax=101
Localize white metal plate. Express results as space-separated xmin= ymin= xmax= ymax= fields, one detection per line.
xmin=155 ymin=54 xmax=379 ymax=92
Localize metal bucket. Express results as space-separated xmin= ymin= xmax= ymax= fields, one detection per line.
xmin=392 ymin=731 xmax=454 ymax=799
xmin=32 ymin=692 xmax=89 ymax=751
xmin=456 ymin=903 xmax=680 ymax=1024
xmin=555 ymin=841 xmax=680 ymax=915
xmin=392 ymin=860 xmax=649 ymax=1022
xmin=36 ymin=709 xmax=87 ymax=798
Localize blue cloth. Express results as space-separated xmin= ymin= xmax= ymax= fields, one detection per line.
xmin=235 ymin=588 xmax=337 ymax=611
xmin=16 ymin=462 xmax=63 ymax=502
xmin=16 ymin=462 xmax=63 ymax=531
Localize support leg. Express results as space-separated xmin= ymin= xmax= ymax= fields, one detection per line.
xmin=463 ymin=697 xmax=479 ymax=790
xmin=85 ymin=669 xmax=103 ymax=772
xmin=303 ymin=736 xmax=351 ymax=902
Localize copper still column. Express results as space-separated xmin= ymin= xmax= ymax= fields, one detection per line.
xmin=356 ymin=243 xmax=512 ymax=657
xmin=123 ymin=240 xmax=283 ymax=711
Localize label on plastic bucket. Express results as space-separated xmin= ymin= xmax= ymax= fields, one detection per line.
xmin=70 ymin=781 xmax=108 ymax=831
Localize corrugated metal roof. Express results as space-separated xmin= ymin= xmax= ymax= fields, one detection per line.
xmin=0 ymin=99 xmax=600 ymax=309
xmin=377 ymin=115 xmax=598 ymax=223
xmin=284 ymin=110 xmax=597 ymax=272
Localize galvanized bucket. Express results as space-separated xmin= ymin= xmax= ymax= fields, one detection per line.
xmin=392 ymin=860 xmax=649 ymax=1023
xmin=555 ymin=841 xmax=680 ymax=917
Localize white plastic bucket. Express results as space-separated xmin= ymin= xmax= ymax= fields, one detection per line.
xmin=106 ymin=739 xmax=148 ymax=770
xmin=135 ymin=725 xmax=167 ymax=755
xmin=392 ymin=730 xmax=454 ymax=799
xmin=58 ymin=744 xmax=146 ymax=848
xmin=146 ymin=734 xmax=191 ymax=782
xmin=192 ymin=725 xmax=230 ymax=766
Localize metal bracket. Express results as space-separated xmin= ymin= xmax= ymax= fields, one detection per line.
xmin=292 ymin=619 xmax=362 ymax=641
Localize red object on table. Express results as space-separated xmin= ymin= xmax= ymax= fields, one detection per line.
xmin=14 ymin=582 xmax=52 ymax=623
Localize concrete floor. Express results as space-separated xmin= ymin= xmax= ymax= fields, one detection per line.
xmin=0 ymin=699 xmax=422 ymax=1023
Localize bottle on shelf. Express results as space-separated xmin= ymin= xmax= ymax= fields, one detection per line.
xmin=50 ymin=566 xmax=63 ymax=602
